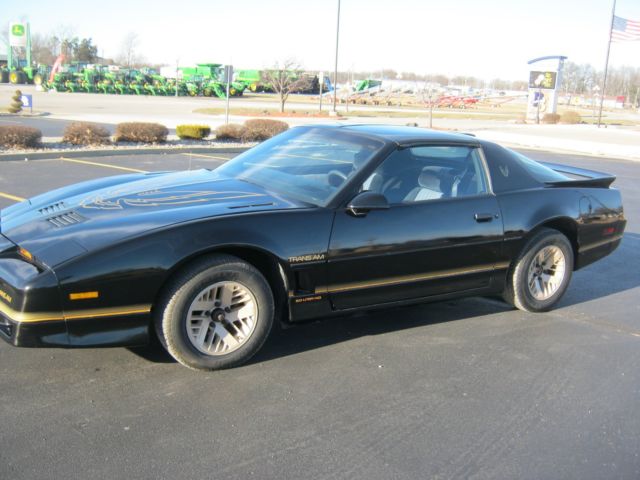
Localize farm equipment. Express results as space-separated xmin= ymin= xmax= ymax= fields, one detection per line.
xmin=177 ymin=63 xmax=246 ymax=98
xmin=434 ymin=95 xmax=479 ymax=108
xmin=354 ymin=79 xmax=382 ymax=92
xmin=0 ymin=21 xmax=49 ymax=85
xmin=235 ymin=69 xmax=270 ymax=92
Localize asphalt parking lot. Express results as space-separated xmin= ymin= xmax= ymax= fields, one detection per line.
xmin=0 ymin=149 xmax=639 ymax=479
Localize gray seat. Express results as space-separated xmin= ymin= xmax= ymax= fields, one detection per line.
xmin=403 ymin=169 xmax=443 ymax=202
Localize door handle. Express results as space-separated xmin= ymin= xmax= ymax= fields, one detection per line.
xmin=474 ymin=213 xmax=496 ymax=222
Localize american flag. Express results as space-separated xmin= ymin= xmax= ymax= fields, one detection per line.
xmin=612 ymin=15 xmax=640 ymax=41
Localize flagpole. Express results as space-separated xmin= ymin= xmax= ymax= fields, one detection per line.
xmin=597 ymin=0 xmax=617 ymax=128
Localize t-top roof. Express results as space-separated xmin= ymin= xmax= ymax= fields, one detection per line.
xmin=319 ymin=124 xmax=481 ymax=146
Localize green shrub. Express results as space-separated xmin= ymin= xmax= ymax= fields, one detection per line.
xmin=560 ymin=111 xmax=581 ymax=124
xmin=63 ymin=122 xmax=111 ymax=145
xmin=241 ymin=119 xmax=289 ymax=142
xmin=8 ymin=90 xmax=23 ymax=114
xmin=541 ymin=113 xmax=561 ymax=124
xmin=176 ymin=124 xmax=211 ymax=140
xmin=114 ymin=122 xmax=168 ymax=143
xmin=215 ymin=123 xmax=245 ymax=141
xmin=0 ymin=125 xmax=42 ymax=148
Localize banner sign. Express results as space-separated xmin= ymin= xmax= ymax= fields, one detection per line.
xmin=9 ymin=23 xmax=27 ymax=47
xmin=528 ymin=71 xmax=557 ymax=90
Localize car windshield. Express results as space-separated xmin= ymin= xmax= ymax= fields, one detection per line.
xmin=215 ymin=127 xmax=386 ymax=206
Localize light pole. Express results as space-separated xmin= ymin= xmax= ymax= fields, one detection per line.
xmin=332 ymin=0 xmax=341 ymax=113
xmin=592 ymin=85 xmax=600 ymax=124
xmin=175 ymin=58 xmax=179 ymax=97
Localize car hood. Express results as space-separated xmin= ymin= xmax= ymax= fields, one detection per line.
xmin=0 ymin=169 xmax=304 ymax=266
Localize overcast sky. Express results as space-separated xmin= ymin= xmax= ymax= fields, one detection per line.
xmin=4 ymin=0 xmax=640 ymax=80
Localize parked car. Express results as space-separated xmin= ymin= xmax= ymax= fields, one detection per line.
xmin=0 ymin=125 xmax=626 ymax=370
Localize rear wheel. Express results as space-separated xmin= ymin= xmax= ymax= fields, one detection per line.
xmin=503 ymin=228 xmax=573 ymax=312
xmin=156 ymin=254 xmax=274 ymax=370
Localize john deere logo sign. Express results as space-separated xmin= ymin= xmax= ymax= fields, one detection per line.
xmin=9 ymin=22 xmax=28 ymax=47
xmin=11 ymin=24 xmax=25 ymax=36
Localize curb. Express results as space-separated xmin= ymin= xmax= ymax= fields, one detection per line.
xmin=0 ymin=146 xmax=249 ymax=162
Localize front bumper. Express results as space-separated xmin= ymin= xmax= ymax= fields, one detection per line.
xmin=0 ymin=309 xmax=69 ymax=347
xmin=0 ymin=305 xmax=154 ymax=349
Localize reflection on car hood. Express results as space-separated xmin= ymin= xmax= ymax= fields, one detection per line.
xmin=0 ymin=169 xmax=303 ymax=265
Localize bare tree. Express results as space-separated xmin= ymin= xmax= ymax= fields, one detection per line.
xmin=118 ymin=32 xmax=140 ymax=68
xmin=261 ymin=59 xmax=308 ymax=113
xmin=31 ymin=33 xmax=57 ymax=65
xmin=50 ymin=24 xmax=76 ymax=57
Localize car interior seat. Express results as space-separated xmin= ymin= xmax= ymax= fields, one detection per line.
xmin=403 ymin=169 xmax=444 ymax=202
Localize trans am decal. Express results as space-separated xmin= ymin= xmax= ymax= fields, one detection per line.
xmin=81 ymin=190 xmax=267 ymax=210
xmin=288 ymin=253 xmax=326 ymax=264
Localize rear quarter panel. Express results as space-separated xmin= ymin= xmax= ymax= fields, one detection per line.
xmin=496 ymin=186 xmax=625 ymax=270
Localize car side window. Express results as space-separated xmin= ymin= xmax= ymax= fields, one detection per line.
xmin=360 ymin=145 xmax=489 ymax=204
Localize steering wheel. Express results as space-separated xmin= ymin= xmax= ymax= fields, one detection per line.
xmin=328 ymin=169 xmax=349 ymax=187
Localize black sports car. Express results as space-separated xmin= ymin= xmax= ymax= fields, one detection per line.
xmin=0 ymin=125 xmax=626 ymax=370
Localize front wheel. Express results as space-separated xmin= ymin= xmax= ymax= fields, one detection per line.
xmin=503 ymin=228 xmax=573 ymax=312
xmin=156 ymin=254 xmax=274 ymax=370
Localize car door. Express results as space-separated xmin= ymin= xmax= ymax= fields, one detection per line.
xmin=325 ymin=144 xmax=504 ymax=310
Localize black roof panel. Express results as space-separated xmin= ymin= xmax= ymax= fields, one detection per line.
xmin=336 ymin=124 xmax=481 ymax=146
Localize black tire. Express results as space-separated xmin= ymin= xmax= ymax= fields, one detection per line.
xmin=503 ymin=228 xmax=573 ymax=312
xmin=0 ymin=70 xmax=8 ymax=83
xmin=155 ymin=254 xmax=274 ymax=370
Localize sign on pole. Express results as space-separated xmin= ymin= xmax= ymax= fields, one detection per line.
xmin=525 ymin=56 xmax=567 ymax=122
xmin=224 ymin=65 xmax=233 ymax=125
xmin=223 ymin=65 xmax=233 ymax=84
xmin=21 ymin=94 xmax=32 ymax=107
xmin=9 ymin=22 xmax=27 ymax=47
xmin=528 ymin=71 xmax=557 ymax=90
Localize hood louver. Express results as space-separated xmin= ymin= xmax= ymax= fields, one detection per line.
xmin=46 ymin=211 xmax=86 ymax=228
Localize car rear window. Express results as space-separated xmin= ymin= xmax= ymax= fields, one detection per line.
xmin=510 ymin=151 xmax=572 ymax=183
xmin=482 ymin=141 xmax=569 ymax=193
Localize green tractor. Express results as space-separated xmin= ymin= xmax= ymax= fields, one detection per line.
xmin=178 ymin=63 xmax=246 ymax=98
xmin=150 ymin=74 xmax=171 ymax=95
xmin=3 ymin=64 xmax=49 ymax=86
xmin=235 ymin=69 xmax=270 ymax=93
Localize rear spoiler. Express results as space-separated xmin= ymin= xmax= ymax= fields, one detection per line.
xmin=541 ymin=162 xmax=616 ymax=189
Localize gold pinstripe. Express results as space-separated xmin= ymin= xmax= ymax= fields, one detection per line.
xmin=0 ymin=301 xmax=151 ymax=324
xmin=315 ymin=261 xmax=511 ymax=295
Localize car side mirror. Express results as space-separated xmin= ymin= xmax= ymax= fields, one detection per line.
xmin=347 ymin=192 xmax=390 ymax=217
